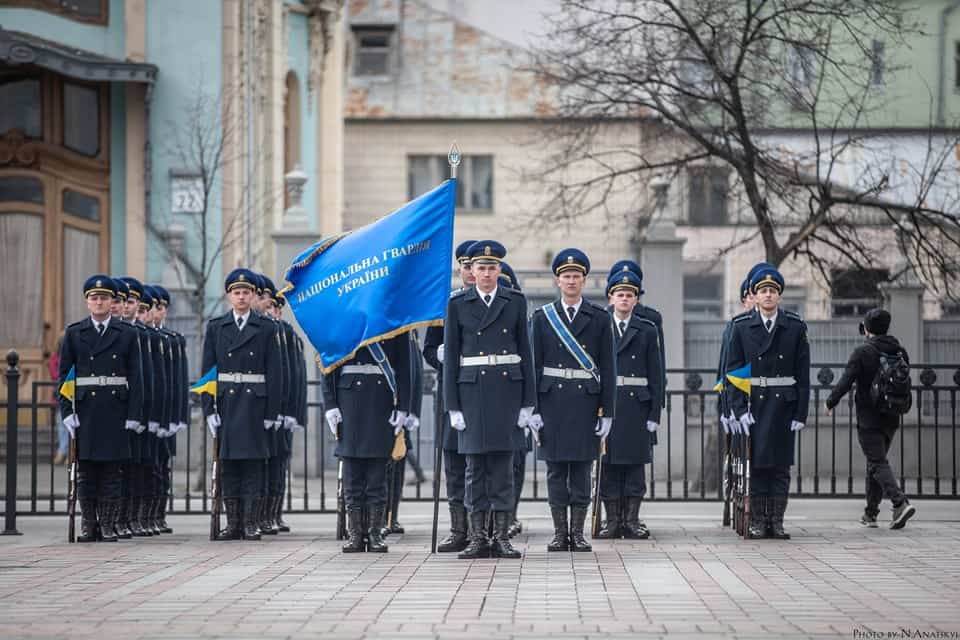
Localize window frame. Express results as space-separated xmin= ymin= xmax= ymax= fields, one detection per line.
xmin=870 ymin=39 xmax=885 ymax=89
xmin=0 ymin=0 xmax=108 ymax=25
xmin=787 ymin=43 xmax=817 ymax=110
xmin=683 ymin=273 xmax=724 ymax=319
xmin=407 ymin=154 xmax=494 ymax=214
xmin=686 ymin=166 xmax=729 ymax=226
xmin=61 ymin=80 xmax=102 ymax=158
xmin=830 ymin=267 xmax=889 ymax=318
xmin=351 ymin=25 xmax=396 ymax=78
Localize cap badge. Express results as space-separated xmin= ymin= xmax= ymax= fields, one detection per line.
xmin=95 ymin=279 xmax=102 ymax=287
xmin=238 ymin=274 xmax=246 ymax=282
xmin=484 ymin=245 xmax=491 ymax=256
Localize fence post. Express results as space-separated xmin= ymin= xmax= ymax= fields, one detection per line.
xmin=3 ymin=350 xmax=22 ymax=535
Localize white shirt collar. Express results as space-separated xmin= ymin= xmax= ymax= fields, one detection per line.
xmin=561 ymin=297 xmax=584 ymax=318
xmin=91 ymin=315 xmax=111 ymax=330
xmin=760 ymin=309 xmax=778 ymax=329
xmin=233 ymin=310 xmax=251 ymax=326
xmin=476 ymin=285 xmax=498 ymax=306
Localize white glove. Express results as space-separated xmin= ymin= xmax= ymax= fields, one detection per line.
xmin=148 ymin=421 xmax=160 ymax=434
xmin=739 ymin=412 xmax=755 ymax=437
xmin=124 ymin=420 xmax=141 ymax=433
xmin=527 ymin=413 xmax=544 ymax=434
xmin=177 ymin=422 xmax=188 ymax=434
xmin=404 ymin=414 xmax=420 ymax=430
xmin=790 ymin=420 xmax=805 ymax=432
xmin=595 ymin=417 xmax=613 ymax=439
xmin=264 ymin=420 xmax=275 ymax=430
xmin=646 ymin=421 xmax=658 ymax=433
xmin=206 ymin=414 xmax=220 ymax=438
xmin=157 ymin=426 xmax=169 ymax=437
xmin=517 ymin=406 xmax=534 ymax=428
xmin=720 ymin=414 xmax=731 ymax=434
xmin=64 ymin=413 xmax=79 ymax=439
xmin=389 ymin=410 xmax=408 ymax=428
xmin=290 ymin=422 xmax=305 ymax=433
xmin=728 ymin=412 xmax=740 ymax=435
xmin=437 ymin=344 xmax=445 ymax=363
xmin=168 ymin=422 xmax=178 ymax=434
xmin=325 ymin=408 xmax=342 ymax=438
xmin=449 ymin=410 xmax=466 ymax=431
xmin=283 ymin=415 xmax=298 ymax=430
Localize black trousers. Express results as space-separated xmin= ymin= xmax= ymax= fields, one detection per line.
xmin=266 ymin=455 xmax=286 ymax=497
xmin=221 ymin=459 xmax=265 ymax=500
xmin=546 ymin=460 xmax=592 ymax=508
xmin=120 ymin=463 xmax=134 ymax=500
xmin=77 ymin=461 xmax=122 ymax=501
xmin=444 ymin=450 xmax=466 ymax=507
xmin=464 ymin=452 xmax=514 ymax=513
xmin=750 ymin=467 xmax=791 ymax=497
xmin=158 ymin=450 xmax=171 ymax=502
xmin=599 ymin=463 xmax=646 ymax=500
xmin=342 ymin=457 xmax=388 ymax=508
xmin=512 ymin=451 xmax=527 ymax=510
xmin=857 ymin=427 xmax=906 ymax=514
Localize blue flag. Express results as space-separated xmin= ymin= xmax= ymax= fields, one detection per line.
xmin=283 ymin=180 xmax=456 ymax=373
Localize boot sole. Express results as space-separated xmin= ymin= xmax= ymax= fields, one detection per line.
xmin=890 ymin=504 xmax=916 ymax=530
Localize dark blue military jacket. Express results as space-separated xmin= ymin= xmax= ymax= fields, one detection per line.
xmin=321 ymin=332 xmax=412 ymax=459
xmin=531 ymin=298 xmax=617 ymax=463
xmin=726 ymin=308 xmax=811 ymax=469
xmin=635 ymin=304 xmax=666 ymax=407
xmin=605 ymin=314 xmax=662 ymax=465
xmin=279 ymin=320 xmax=302 ymax=455
xmin=201 ymin=311 xmax=283 ymax=460
xmin=424 ymin=323 xmax=462 ymax=452
xmin=58 ymin=317 xmax=143 ymax=461
xmin=442 ymin=287 xmax=536 ymax=455
xmin=128 ymin=321 xmax=154 ymax=464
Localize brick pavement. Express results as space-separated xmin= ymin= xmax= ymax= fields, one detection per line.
xmin=1 ymin=500 xmax=959 ymax=639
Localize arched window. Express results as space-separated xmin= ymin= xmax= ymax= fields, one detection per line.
xmin=284 ymin=71 xmax=301 ymax=171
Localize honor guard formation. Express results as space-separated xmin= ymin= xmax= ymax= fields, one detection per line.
xmin=59 ymin=244 xmax=916 ymax=548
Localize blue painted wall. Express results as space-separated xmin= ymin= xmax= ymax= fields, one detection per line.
xmin=109 ymin=84 xmax=126 ymax=274
xmin=0 ymin=0 xmax=125 ymax=58
xmin=287 ymin=9 xmax=318 ymax=233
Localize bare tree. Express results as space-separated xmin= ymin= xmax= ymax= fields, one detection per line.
xmin=527 ymin=0 xmax=960 ymax=294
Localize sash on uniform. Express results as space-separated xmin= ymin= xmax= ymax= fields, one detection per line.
xmin=366 ymin=342 xmax=398 ymax=406
xmin=541 ymin=303 xmax=600 ymax=383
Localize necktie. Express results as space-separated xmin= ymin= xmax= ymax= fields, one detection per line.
xmin=765 ymin=318 xmax=773 ymax=332
xmin=619 ymin=320 xmax=626 ymax=336
xmin=96 ymin=323 xmax=104 ymax=336
xmin=237 ymin=316 xmax=244 ymax=331
xmin=483 ymin=294 xmax=491 ymax=305
xmin=567 ymin=306 xmax=576 ymax=322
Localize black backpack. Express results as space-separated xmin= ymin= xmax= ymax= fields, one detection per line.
xmin=868 ymin=344 xmax=912 ymax=415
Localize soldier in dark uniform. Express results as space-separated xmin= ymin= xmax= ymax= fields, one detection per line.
xmin=274 ymin=291 xmax=305 ymax=532
xmin=108 ymin=277 xmax=137 ymax=540
xmin=423 ymin=239 xmax=475 ymax=552
xmin=497 ymin=262 xmax=531 ymax=539
xmin=142 ymin=285 xmax=174 ymax=535
xmin=322 ymin=330 xmax=412 ymax=553
xmin=442 ymin=240 xmax=534 ymax=559
xmin=529 ymin=249 xmax=616 ymax=553
xmin=382 ymin=332 xmax=423 ymax=537
xmin=202 ymin=268 xmax=283 ymax=541
xmin=596 ymin=270 xmax=662 ymax=539
xmin=726 ymin=266 xmax=810 ymax=539
xmin=133 ymin=286 xmax=167 ymax=535
xmin=154 ymin=285 xmax=184 ymax=533
xmin=58 ymin=276 xmax=144 ymax=542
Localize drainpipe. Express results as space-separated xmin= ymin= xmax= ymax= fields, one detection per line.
xmin=937 ymin=1 xmax=960 ymax=126
xmin=245 ymin=0 xmax=255 ymax=264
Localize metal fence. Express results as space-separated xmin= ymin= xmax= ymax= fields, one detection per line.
xmin=3 ymin=358 xmax=959 ymax=517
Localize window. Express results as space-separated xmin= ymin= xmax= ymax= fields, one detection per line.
xmin=352 ymin=26 xmax=394 ymax=77
xmin=788 ymin=44 xmax=817 ymax=109
xmin=63 ymin=83 xmax=100 ymax=157
xmin=955 ymin=41 xmax=960 ymax=91
xmin=870 ymin=40 xmax=885 ymax=88
xmin=0 ymin=78 xmax=42 ymax=138
xmin=830 ymin=268 xmax=888 ymax=317
xmin=62 ymin=189 xmax=99 ymax=222
xmin=0 ymin=0 xmax=108 ymax=24
xmin=687 ymin=167 xmax=728 ymax=225
xmin=684 ymin=274 xmax=723 ymax=318
xmin=0 ymin=176 xmax=43 ymax=204
xmin=408 ymin=155 xmax=494 ymax=212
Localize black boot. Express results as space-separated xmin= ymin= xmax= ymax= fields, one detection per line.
xmin=507 ymin=508 xmax=522 ymax=538
xmin=158 ymin=495 xmax=173 ymax=534
xmin=78 ymin=499 xmax=98 ymax=543
xmin=260 ymin=496 xmax=279 ymax=535
xmin=366 ymin=505 xmax=388 ymax=553
xmin=768 ymin=496 xmax=791 ymax=540
xmin=747 ymin=496 xmax=767 ymax=539
xmin=216 ymin=498 xmax=243 ymax=540
xmin=243 ymin=497 xmax=262 ymax=540
xmin=275 ymin=495 xmax=291 ymax=533
xmin=569 ymin=506 xmax=592 ymax=552
xmin=438 ymin=503 xmax=469 ymax=553
xmin=595 ymin=500 xmax=621 ymax=539
xmin=115 ymin=497 xmax=133 ymax=539
xmin=622 ymin=497 xmax=649 ymax=539
xmin=458 ymin=511 xmax=491 ymax=559
xmin=342 ymin=507 xmax=365 ymax=553
xmin=547 ymin=506 xmax=569 ymax=552
xmin=99 ymin=499 xmax=119 ymax=542
xmin=130 ymin=498 xmax=149 ymax=536
xmin=138 ymin=497 xmax=155 ymax=536
xmin=490 ymin=511 xmax=521 ymax=559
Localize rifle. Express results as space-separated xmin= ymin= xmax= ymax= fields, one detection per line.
xmin=742 ymin=435 xmax=752 ymax=538
xmin=590 ymin=437 xmax=606 ymax=538
xmin=336 ymin=459 xmax=346 ymax=540
xmin=721 ymin=430 xmax=732 ymax=527
xmin=384 ymin=459 xmax=396 ymax=531
xmin=210 ymin=435 xmax=221 ymax=541
xmin=67 ymin=437 xmax=78 ymax=543
xmin=430 ymin=386 xmax=444 ymax=554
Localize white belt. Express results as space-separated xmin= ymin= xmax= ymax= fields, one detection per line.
xmin=217 ymin=373 xmax=266 ymax=384
xmin=76 ymin=376 xmax=128 ymax=387
xmin=460 ymin=354 xmax=522 ymax=366
xmin=616 ymin=376 xmax=648 ymax=387
xmin=750 ymin=376 xmax=796 ymax=387
xmin=341 ymin=364 xmax=383 ymax=375
xmin=542 ymin=367 xmax=593 ymax=380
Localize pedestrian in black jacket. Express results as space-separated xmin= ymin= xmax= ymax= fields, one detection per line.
xmin=825 ymin=308 xmax=916 ymax=529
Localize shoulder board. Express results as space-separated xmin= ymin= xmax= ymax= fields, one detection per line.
xmin=732 ymin=313 xmax=752 ymax=324
xmin=638 ymin=305 xmax=662 ymax=322
xmin=586 ymin=300 xmax=607 ymax=312
xmin=784 ymin=310 xmax=803 ymax=321
xmin=67 ymin=319 xmax=86 ymax=329
xmin=449 ymin=289 xmax=468 ymax=299
xmin=634 ymin=317 xmax=657 ymax=329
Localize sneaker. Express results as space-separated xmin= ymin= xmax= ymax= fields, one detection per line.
xmin=890 ymin=502 xmax=916 ymax=530
xmin=859 ymin=513 xmax=878 ymax=528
